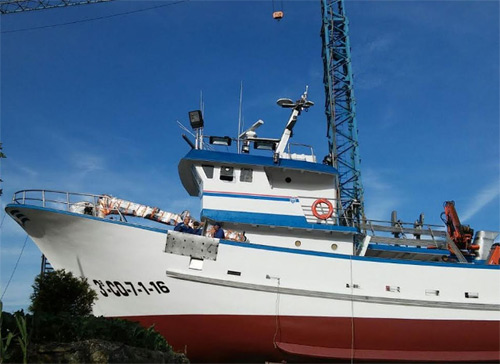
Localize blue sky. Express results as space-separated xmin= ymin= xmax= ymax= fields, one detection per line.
xmin=1 ymin=0 xmax=498 ymax=312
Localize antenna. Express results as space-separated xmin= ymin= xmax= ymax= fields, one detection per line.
xmin=239 ymin=120 xmax=264 ymax=139
xmin=200 ymin=90 xmax=204 ymax=115
xmin=237 ymin=81 xmax=243 ymax=154
xmin=274 ymin=86 xmax=314 ymax=161
xmin=197 ymin=91 xmax=204 ymax=149
xmin=239 ymin=119 xmax=264 ymax=153
xmin=176 ymin=120 xmax=196 ymax=138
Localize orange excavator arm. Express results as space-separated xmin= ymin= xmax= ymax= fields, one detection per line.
xmin=441 ymin=201 xmax=475 ymax=251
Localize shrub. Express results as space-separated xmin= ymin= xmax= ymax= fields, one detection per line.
xmin=0 ymin=301 xmax=15 ymax=364
xmin=29 ymin=270 xmax=97 ymax=316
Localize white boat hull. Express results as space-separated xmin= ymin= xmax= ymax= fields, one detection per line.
xmin=7 ymin=204 xmax=500 ymax=362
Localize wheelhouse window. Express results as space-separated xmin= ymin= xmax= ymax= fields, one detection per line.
xmin=240 ymin=168 xmax=253 ymax=182
xmin=220 ymin=166 xmax=234 ymax=181
xmin=202 ymin=164 xmax=214 ymax=179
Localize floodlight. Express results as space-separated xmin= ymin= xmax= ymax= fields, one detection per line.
xmin=254 ymin=140 xmax=276 ymax=151
xmin=209 ymin=136 xmax=232 ymax=146
xmin=188 ymin=110 xmax=204 ymax=129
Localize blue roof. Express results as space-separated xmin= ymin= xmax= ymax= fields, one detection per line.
xmin=180 ymin=149 xmax=338 ymax=175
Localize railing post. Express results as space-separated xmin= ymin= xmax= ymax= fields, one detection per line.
xmin=42 ymin=190 xmax=45 ymax=207
xmin=66 ymin=192 xmax=70 ymax=211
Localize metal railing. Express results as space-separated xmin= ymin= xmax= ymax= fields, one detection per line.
xmin=12 ymin=189 xmax=103 ymax=217
xmin=286 ymin=142 xmax=314 ymax=155
xmin=12 ymin=189 xmax=448 ymax=242
xmin=358 ymin=218 xmax=448 ymax=249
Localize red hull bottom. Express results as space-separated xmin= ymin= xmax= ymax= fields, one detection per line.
xmin=126 ymin=314 xmax=500 ymax=363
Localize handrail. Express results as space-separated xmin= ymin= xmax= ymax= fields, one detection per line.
xmin=286 ymin=142 xmax=315 ymax=159
xmin=12 ymin=189 xmax=104 ymax=217
xmin=10 ymin=189 xmax=184 ymax=227
xmin=12 ymin=189 xmax=448 ymax=236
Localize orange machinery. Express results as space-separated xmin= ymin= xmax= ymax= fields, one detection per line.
xmin=441 ymin=201 xmax=475 ymax=251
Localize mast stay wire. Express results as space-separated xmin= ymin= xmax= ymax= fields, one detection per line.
xmin=1 ymin=235 xmax=29 ymax=301
xmin=1 ymin=0 xmax=189 ymax=34
xmin=0 ymin=211 xmax=6 ymax=229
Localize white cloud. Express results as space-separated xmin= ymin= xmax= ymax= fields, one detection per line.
xmin=71 ymin=153 xmax=106 ymax=175
xmin=362 ymin=168 xmax=402 ymax=222
xmin=353 ymin=34 xmax=397 ymax=91
xmin=366 ymin=35 xmax=394 ymax=53
xmin=460 ymin=180 xmax=500 ymax=223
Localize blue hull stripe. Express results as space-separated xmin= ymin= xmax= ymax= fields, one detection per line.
xmin=203 ymin=191 xmax=292 ymax=202
xmin=368 ymin=243 xmax=450 ymax=255
xmin=6 ymin=204 xmax=169 ymax=234
xmin=219 ymin=240 xmax=500 ymax=270
xmin=201 ymin=208 xmax=358 ymax=232
xmin=7 ymin=204 xmax=498 ymax=270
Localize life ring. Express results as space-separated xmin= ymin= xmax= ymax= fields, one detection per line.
xmin=311 ymin=199 xmax=334 ymax=220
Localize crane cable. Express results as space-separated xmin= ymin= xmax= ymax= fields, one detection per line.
xmin=2 ymin=0 xmax=188 ymax=34
xmin=271 ymin=0 xmax=284 ymax=13
xmin=271 ymin=0 xmax=284 ymax=20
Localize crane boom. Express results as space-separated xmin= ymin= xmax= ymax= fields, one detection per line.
xmin=0 ymin=0 xmax=111 ymax=14
xmin=321 ymin=0 xmax=364 ymax=227
xmin=442 ymin=200 xmax=474 ymax=251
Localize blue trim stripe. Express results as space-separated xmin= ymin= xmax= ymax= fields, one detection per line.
xmin=182 ymin=149 xmax=338 ymax=175
xmin=6 ymin=204 xmax=498 ymax=270
xmin=202 ymin=208 xmax=358 ymax=232
xmin=222 ymin=239 xmax=341 ymax=258
xmin=203 ymin=191 xmax=292 ymax=202
xmin=5 ymin=204 xmax=169 ymax=234
xmin=219 ymin=240 xmax=500 ymax=270
xmin=368 ymin=243 xmax=450 ymax=255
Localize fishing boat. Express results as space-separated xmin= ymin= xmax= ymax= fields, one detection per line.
xmin=5 ymin=88 xmax=500 ymax=362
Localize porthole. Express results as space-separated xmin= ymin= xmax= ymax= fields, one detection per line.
xmin=331 ymin=243 xmax=338 ymax=251
xmin=220 ymin=166 xmax=234 ymax=181
xmin=285 ymin=177 xmax=292 ymax=183
xmin=295 ymin=240 xmax=301 ymax=247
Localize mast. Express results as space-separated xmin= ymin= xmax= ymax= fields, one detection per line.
xmin=237 ymin=81 xmax=243 ymax=154
xmin=321 ymin=0 xmax=364 ymax=226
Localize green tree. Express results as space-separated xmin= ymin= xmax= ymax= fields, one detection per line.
xmin=29 ymin=270 xmax=97 ymax=316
